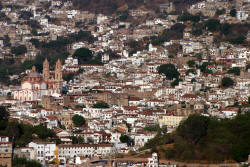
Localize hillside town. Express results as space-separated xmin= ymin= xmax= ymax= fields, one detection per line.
xmin=0 ymin=0 xmax=249 ymax=166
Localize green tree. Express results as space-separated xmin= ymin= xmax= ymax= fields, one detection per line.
xmin=171 ymin=78 xmax=183 ymax=87
xmin=11 ymin=45 xmax=27 ymax=56
xmin=78 ymin=136 xmax=84 ymax=144
xmin=230 ymin=9 xmax=236 ymax=17
xmin=230 ymin=35 xmax=246 ymax=44
xmin=0 ymin=106 xmax=9 ymax=121
xmin=87 ymin=137 xmax=94 ymax=143
xmin=12 ymin=156 xmax=42 ymax=167
xmin=151 ymin=23 xmax=186 ymax=45
xmin=227 ymin=67 xmax=240 ymax=76
xmin=165 ymin=149 xmax=176 ymax=159
xmin=5 ymin=121 xmax=21 ymax=142
xmin=120 ymin=135 xmax=129 ymax=143
xmin=186 ymin=69 xmax=196 ymax=75
xmin=220 ymin=23 xmax=231 ymax=35
xmin=30 ymin=38 xmax=40 ymax=48
xmin=78 ymin=68 xmax=84 ymax=74
xmin=19 ymin=11 xmax=33 ymax=19
xmin=93 ymin=102 xmax=109 ymax=108
xmin=72 ymin=114 xmax=85 ymax=126
xmin=205 ymin=19 xmax=221 ymax=32
xmin=72 ymin=48 xmax=93 ymax=64
xmin=0 ymin=106 xmax=9 ymax=131
xmin=187 ymin=60 xmax=195 ymax=67
xmin=192 ymin=23 xmax=203 ymax=36
xmin=58 ymin=121 xmax=66 ymax=130
xmin=63 ymin=73 xmax=75 ymax=82
xmin=71 ymin=136 xmax=78 ymax=144
xmin=118 ymin=10 xmax=129 ymax=21
xmin=75 ymin=104 xmax=86 ymax=109
xmin=3 ymin=35 xmax=11 ymax=47
xmin=246 ymin=64 xmax=250 ymax=71
xmin=216 ymin=8 xmax=225 ymax=16
xmin=33 ymin=124 xmax=56 ymax=139
xmin=157 ymin=63 xmax=180 ymax=80
xmin=72 ymin=136 xmax=84 ymax=144
xmin=151 ymin=146 xmax=158 ymax=153
xmin=177 ymin=12 xmax=200 ymax=22
xmin=221 ymin=77 xmax=234 ymax=88
xmin=120 ymin=135 xmax=133 ymax=146
xmin=230 ymin=114 xmax=250 ymax=162
xmin=177 ymin=114 xmax=210 ymax=144
xmin=199 ymin=62 xmax=212 ymax=73
xmin=21 ymin=60 xmax=35 ymax=71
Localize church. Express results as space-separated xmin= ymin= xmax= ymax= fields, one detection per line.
xmin=14 ymin=59 xmax=63 ymax=101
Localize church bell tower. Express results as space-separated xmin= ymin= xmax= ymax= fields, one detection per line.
xmin=55 ymin=59 xmax=62 ymax=82
xmin=43 ymin=58 xmax=50 ymax=82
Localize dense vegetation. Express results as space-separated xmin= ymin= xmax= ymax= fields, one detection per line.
xmin=11 ymin=45 xmax=27 ymax=56
xmin=93 ymin=102 xmax=110 ymax=108
xmin=144 ymin=113 xmax=250 ymax=162
xmin=192 ymin=19 xmax=249 ymax=44
xmin=227 ymin=67 xmax=241 ymax=76
xmin=151 ymin=23 xmax=186 ymax=45
xmin=72 ymin=47 xmax=102 ymax=65
xmin=72 ymin=114 xmax=85 ymax=126
xmin=221 ymin=77 xmax=234 ymax=88
xmin=71 ymin=136 xmax=85 ymax=144
xmin=157 ymin=63 xmax=180 ymax=80
xmin=0 ymin=106 xmax=57 ymax=147
xmin=120 ymin=135 xmax=134 ymax=146
xmin=12 ymin=156 xmax=42 ymax=167
xmin=170 ymin=12 xmax=249 ymax=45
xmin=71 ymin=0 xmax=166 ymax=15
xmin=177 ymin=13 xmax=200 ymax=23
xmin=127 ymin=40 xmax=148 ymax=55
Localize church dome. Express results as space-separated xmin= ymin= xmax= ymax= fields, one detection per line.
xmin=26 ymin=66 xmax=42 ymax=81
xmin=28 ymin=71 xmax=40 ymax=78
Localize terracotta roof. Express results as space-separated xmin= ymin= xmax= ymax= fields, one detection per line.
xmin=46 ymin=116 xmax=58 ymax=120
xmin=123 ymin=106 xmax=138 ymax=110
xmin=182 ymin=94 xmax=198 ymax=98
xmin=222 ymin=107 xmax=238 ymax=111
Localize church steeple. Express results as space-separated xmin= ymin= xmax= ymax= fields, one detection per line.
xmin=55 ymin=59 xmax=62 ymax=81
xmin=43 ymin=58 xmax=50 ymax=82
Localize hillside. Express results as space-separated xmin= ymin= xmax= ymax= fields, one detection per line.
xmin=70 ymin=0 xmax=205 ymax=15
xmin=141 ymin=113 xmax=250 ymax=163
xmin=71 ymin=0 xmax=166 ymax=15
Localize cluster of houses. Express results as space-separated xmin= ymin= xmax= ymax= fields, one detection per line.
xmin=0 ymin=0 xmax=249 ymax=166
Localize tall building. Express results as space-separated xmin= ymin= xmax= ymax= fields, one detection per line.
xmin=43 ymin=58 xmax=50 ymax=82
xmin=0 ymin=136 xmax=12 ymax=167
xmin=55 ymin=59 xmax=62 ymax=82
xmin=14 ymin=59 xmax=63 ymax=101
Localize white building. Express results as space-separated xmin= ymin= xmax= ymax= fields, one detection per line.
xmin=28 ymin=142 xmax=56 ymax=163
xmin=58 ymin=144 xmax=115 ymax=159
xmin=133 ymin=133 xmax=156 ymax=147
xmin=158 ymin=115 xmax=185 ymax=128
xmin=237 ymin=10 xmax=249 ymax=21
xmin=147 ymin=153 xmax=159 ymax=167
